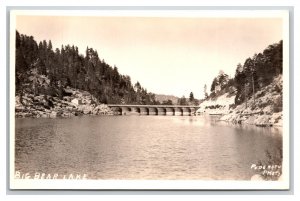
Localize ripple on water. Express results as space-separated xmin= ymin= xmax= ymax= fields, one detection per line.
xmin=15 ymin=116 xmax=282 ymax=180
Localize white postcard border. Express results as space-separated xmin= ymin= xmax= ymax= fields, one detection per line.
xmin=9 ymin=8 xmax=290 ymax=190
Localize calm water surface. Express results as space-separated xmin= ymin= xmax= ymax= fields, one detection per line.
xmin=15 ymin=115 xmax=282 ymax=180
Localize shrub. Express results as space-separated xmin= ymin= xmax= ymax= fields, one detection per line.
xmin=229 ymin=103 xmax=236 ymax=109
xmin=273 ymin=96 xmax=283 ymax=112
xmin=256 ymin=91 xmax=265 ymax=98
xmin=258 ymin=101 xmax=269 ymax=109
xmin=274 ymin=83 xmax=282 ymax=93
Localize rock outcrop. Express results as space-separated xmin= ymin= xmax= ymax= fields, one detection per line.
xmin=15 ymin=87 xmax=113 ymax=118
xmin=198 ymin=75 xmax=283 ymax=127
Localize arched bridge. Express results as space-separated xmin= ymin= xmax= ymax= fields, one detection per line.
xmin=107 ymin=104 xmax=200 ymax=116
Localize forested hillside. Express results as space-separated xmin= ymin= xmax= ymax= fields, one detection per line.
xmin=15 ymin=31 xmax=158 ymax=105
xmin=233 ymin=40 xmax=282 ymax=105
xmin=200 ymin=40 xmax=283 ymax=126
xmin=154 ymin=94 xmax=179 ymax=105
xmin=206 ymin=40 xmax=282 ymax=105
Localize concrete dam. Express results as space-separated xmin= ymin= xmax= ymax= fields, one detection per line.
xmin=107 ymin=104 xmax=200 ymax=116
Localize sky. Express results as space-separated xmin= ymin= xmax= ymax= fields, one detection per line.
xmin=15 ymin=15 xmax=283 ymax=99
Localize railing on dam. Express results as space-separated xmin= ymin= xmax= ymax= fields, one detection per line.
xmin=107 ymin=104 xmax=200 ymax=116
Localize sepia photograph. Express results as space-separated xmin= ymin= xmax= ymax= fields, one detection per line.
xmin=9 ymin=9 xmax=290 ymax=190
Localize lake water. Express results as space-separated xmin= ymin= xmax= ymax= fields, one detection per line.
xmin=15 ymin=115 xmax=282 ymax=180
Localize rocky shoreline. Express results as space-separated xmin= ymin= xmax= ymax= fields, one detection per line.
xmin=15 ymin=88 xmax=113 ymax=118
xmin=219 ymin=110 xmax=282 ymax=127
xmin=198 ymin=75 xmax=283 ymax=127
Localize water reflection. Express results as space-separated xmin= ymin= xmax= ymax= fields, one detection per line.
xmin=15 ymin=115 xmax=282 ymax=180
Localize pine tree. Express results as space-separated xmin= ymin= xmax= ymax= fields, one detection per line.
xmin=189 ymin=92 xmax=194 ymax=102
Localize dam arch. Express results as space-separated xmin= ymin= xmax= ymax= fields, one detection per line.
xmin=107 ymin=105 xmax=200 ymax=116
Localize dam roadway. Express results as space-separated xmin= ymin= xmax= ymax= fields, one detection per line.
xmin=107 ymin=104 xmax=200 ymax=116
